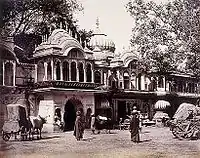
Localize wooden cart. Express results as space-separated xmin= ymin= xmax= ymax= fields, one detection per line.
xmin=2 ymin=104 xmax=30 ymax=141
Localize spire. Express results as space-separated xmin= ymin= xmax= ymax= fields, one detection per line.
xmin=94 ymin=17 xmax=101 ymax=34
xmin=96 ymin=17 xmax=100 ymax=29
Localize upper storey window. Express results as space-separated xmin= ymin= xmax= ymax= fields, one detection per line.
xmin=5 ymin=62 xmax=13 ymax=86
xmin=158 ymin=76 xmax=164 ymax=88
xmin=37 ymin=62 xmax=45 ymax=82
xmin=128 ymin=60 xmax=138 ymax=70
xmin=67 ymin=49 xmax=84 ymax=59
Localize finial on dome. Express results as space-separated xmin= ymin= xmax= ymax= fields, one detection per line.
xmin=96 ymin=17 xmax=100 ymax=29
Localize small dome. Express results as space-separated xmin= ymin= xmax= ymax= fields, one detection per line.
xmin=34 ymin=29 xmax=84 ymax=58
xmin=88 ymin=18 xmax=115 ymax=53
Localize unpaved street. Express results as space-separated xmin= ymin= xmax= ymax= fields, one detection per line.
xmin=1 ymin=127 xmax=200 ymax=158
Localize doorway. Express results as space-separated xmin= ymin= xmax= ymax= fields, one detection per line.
xmin=63 ymin=98 xmax=83 ymax=131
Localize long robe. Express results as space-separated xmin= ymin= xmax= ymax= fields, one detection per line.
xmin=129 ymin=115 xmax=140 ymax=142
xmin=74 ymin=115 xmax=85 ymax=140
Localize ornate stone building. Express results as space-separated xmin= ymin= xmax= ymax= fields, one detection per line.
xmin=1 ymin=21 xmax=200 ymax=132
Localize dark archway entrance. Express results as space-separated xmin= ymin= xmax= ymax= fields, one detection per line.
xmin=63 ymin=98 xmax=83 ymax=131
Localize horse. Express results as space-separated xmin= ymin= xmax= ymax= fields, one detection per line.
xmin=29 ymin=115 xmax=47 ymax=139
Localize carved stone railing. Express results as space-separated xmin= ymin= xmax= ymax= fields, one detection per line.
xmin=34 ymin=81 xmax=100 ymax=90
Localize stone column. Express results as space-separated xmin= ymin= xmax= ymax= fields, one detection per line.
xmin=91 ymin=68 xmax=94 ymax=83
xmin=122 ymin=72 xmax=124 ymax=89
xmin=84 ymin=65 xmax=86 ymax=82
xmin=69 ymin=61 xmax=71 ymax=81
xmin=76 ymin=63 xmax=79 ymax=82
xmin=101 ymin=70 xmax=103 ymax=84
xmin=60 ymin=63 xmax=63 ymax=81
xmin=116 ymin=70 xmax=119 ymax=87
xmin=136 ymin=77 xmax=139 ymax=90
xmin=44 ymin=62 xmax=47 ymax=81
xmin=51 ymin=59 xmax=54 ymax=80
xmin=129 ymin=72 xmax=131 ymax=90
xmin=13 ymin=62 xmax=16 ymax=86
xmin=35 ymin=64 xmax=37 ymax=83
xmin=2 ymin=60 xmax=5 ymax=86
xmin=141 ymin=75 xmax=145 ymax=90
xmin=156 ymin=77 xmax=159 ymax=90
xmin=103 ymin=72 xmax=106 ymax=85
xmin=54 ymin=64 xmax=56 ymax=80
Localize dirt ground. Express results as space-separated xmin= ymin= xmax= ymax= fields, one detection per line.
xmin=1 ymin=126 xmax=200 ymax=158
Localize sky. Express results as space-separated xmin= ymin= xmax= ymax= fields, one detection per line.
xmin=76 ymin=0 xmax=170 ymax=52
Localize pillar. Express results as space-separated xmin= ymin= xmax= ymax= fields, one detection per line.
xmin=136 ymin=77 xmax=139 ymax=90
xmin=76 ymin=63 xmax=79 ymax=82
xmin=101 ymin=70 xmax=103 ymax=84
xmin=51 ymin=59 xmax=54 ymax=80
xmin=44 ymin=62 xmax=47 ymax=81
xmin=116 ymin=70 xmax=119 ymax=87
xmin=129 ymin=72 xmax=131 ymax=90
xmin=60 ymin=63 xmax=63 ymax=81
xmin=2 ymin=60 xmax=5 ymax=86
xmin=163 ymin=76 xmax=166 ymax=91
xmin=35 ymin=64 xmax=37 ymax=83
xmin=122 ymin=72 xmax=124 ymax=89
xmin=13 ymin=62 xmax=16 ymax=86
xmin=91 ymin=68 xmax=94 ymax=83
xmin=104 ymin=72 xmax=107 ymax=85
xmin=141 ymin=75 xmax=145 ymax=90
xmin=69 ymin=61 xmax=71 ymax=81
xmin=84 ymin=65 xmax=86 ymax=82
xmin=156 ymin=77 xmax=159 ymax=90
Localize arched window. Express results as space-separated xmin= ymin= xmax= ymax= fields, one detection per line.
xmin=94 ymin=71 xmax=101 ymax=84
xmin=86 ymin=64 xmax=92 ymax=82
xmin=128 ymin=60 xmax=137 ymax=70
xmin=0 ymin=60 xmax=3 ymax=85
xmin=158 ymin=76 xmax=164 ymax=88
xmin=124 ymin=72 xmax=129 ymax=89
xmin=63 ymin=61 xmax=69 ymax=81
xmin=5 ymin=62 xmax=13 ymax=86
xmin=56 ymin=61 xmax=61 ymax=80
xmin=37 ymin=62 xmax=45 ymax=82
xmin=71 ymin=62 xmax=77 ymax=81
xmin=47 ymin=62 xmax=52 ymax=80
xmin=108 ymin=74 xmax=118 ymax=89
xmin=78 ymin=62 xmax=84 ymax=82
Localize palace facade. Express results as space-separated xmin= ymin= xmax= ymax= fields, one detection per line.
xmin=1 ymin=21 xmax=200 ymax=132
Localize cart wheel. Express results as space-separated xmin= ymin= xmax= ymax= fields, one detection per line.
xmin=3 ymin=133 xmax=11 ymax=141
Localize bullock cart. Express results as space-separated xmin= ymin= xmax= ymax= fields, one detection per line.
xmin=2 ymin=104 xmax=46 ymax=141
xmin=168 ymin=103 xmax=200 ymax=140
xmin=2 ymin=104 xmax=31 ymax=141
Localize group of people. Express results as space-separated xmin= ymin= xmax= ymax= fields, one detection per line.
xmin=73 ymin=106 xmax=140 ymax=143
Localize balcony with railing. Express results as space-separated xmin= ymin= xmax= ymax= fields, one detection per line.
xmin=33 ymin=80 xmax=100 ymax=90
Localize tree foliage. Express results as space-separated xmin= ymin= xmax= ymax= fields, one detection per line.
xmin=126 ymin=0 xmax=200 ymax=76
xmin=78 ymin=29 xmax=93 ymax=48
xmin=0 ymin=0 xmax=83 ymax=36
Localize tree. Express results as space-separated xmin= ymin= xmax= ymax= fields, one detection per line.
xmin=78 ymin=29 xmax=93 ymax=48
xmin=0 ymin=0 xmax=83 ymax=36
xmin=126 ymin=0 xmax=200 ymax=77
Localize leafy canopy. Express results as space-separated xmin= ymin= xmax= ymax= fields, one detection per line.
xmin=0 ymin=0 xmax=83 ymax=36
xmin=126 ymin=0 xmax=200 ymax=76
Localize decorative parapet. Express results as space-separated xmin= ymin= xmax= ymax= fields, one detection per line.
xmin=33 ymin=81 xmax=100 ymax=89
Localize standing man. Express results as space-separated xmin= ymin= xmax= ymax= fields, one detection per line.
xmin=129 ymin=108 xmax=140 ymax=143
xmin=74 ymin=110 xmax=85 ymax=141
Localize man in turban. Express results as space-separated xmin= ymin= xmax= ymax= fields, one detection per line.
xmin=129 ymin=107 xmax=140 ymax=142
